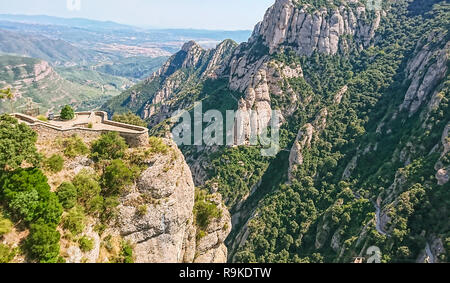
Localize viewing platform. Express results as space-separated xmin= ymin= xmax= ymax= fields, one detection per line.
xmin=12 ymin=111 xmax=149 ymax=147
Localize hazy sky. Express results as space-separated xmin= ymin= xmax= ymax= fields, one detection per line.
xmin=0 ymin=0 xmax=275 ymax=30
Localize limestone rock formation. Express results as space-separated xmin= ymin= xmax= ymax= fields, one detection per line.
xmin=116 ymin=139 xmax=231 ymax=263
xmin=288 ymin=123 xmax=314 ymax=181
xmin=193 ymin=193 xmax=231 ymax=263
xmin=400 ymin=32 xmax=449 ymax=116
xmin=252 ymin=0 xmax=381 ymax=56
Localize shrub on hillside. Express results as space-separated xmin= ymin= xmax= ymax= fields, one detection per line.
xmin=91 ymin=132 xmax=128 ymax=161
xmin=56 ymin=182 xmax=77 ymax=210
xmin=78 ymin=236 xmax=94 ymax=252
xmin=193 ymin=189 xmax=221 ymax=231
xmin=112 ymin=112 xmax=147 ymax=127
xmin=148 ymin=137 xmax=169 ymax=155
xmin=72 ymin=169 xmax=101 ymax=207
xmin=25 ymin=221 xmax=61 ymax=263
xmin=0 ymin=244 xmax=16 ymax=263
xmin=0 ymin=212 xmax=13 ymax=236
xmin=0 ymin=115 xmax=40 ymax=170
xmin=44 ymin=154 xmax=64 ymax=173
xmin=61 ymin=135 xmax=89 ymax=158
xmin=62 ymin=206 xmax=86 ymax=235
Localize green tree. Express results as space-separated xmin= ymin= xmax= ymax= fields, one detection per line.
xmin=0 ymin=168 xmax=62 ymax=226
xmin=112 ymin=112 xmax=147 ymax=127
xmin=60 ymin=105 xmax=75 ymax=121
xmin=72 ymin=169 xmax=101 ymax=207
xmin=0 ymin=115 xmax=40 ymax=170
xmin=91 ymin=132 xmax=128 ymax=161
xmin=26 ymin=221 xmax=61 ymax=263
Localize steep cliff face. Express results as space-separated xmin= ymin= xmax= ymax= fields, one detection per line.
xmin=225 ymin=0 xmax=382 ymax=139
xmin=116 ymin=139 xmax=231 ymax=263
xmin=399 ymin=31 xmax=449 ymax=117
xmin=0 ymin=56 xmax=59 ymax=90
xmin=252 ymin=0 xmax=381 ymax=56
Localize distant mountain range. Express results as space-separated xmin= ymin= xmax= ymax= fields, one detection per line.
xmin=0 ymin=14 xmax=137 ymax=31
xmin=0 ymin=14 xmax=252 ymax=47
xmin=0 ymin=29 xmax=98 ymax=66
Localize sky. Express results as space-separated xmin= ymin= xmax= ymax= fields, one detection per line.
xmin=0 ymin=0 xmax=275 ymax=30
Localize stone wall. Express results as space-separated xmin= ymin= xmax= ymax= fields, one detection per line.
xmin=13 ymin=112 xmax=149 ymax=148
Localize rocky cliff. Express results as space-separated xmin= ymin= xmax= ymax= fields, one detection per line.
xmin=116 ymin=139 xmax=231 ymax=263
xmin=253 ymin=0 xmax=382 ymax=56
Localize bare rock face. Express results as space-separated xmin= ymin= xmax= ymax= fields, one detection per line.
xmin=116 ymin=139 xmax=231 ymax=263
xmin=253 ymin=0 xmax=381 ymax=56
xmin=226 ymin=0 xmax=379 ymax=142
xmin=229 ymin=56 xmax=304 ymax=142
xmin=64 ymin=221 xmax=101 ymax=263
xmin=117 ymin=140 xmax=195 ymax=263
xmin=288 ymin=123 xmax=315 ymax=181
xmin=436 ymin=169 xmax=449 ymax=186
xmin=400 ymin=32 xmax=449 ymax=116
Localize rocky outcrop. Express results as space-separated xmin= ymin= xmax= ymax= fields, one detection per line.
xmin=0 ymin=59 xmax=59 ymax=91
xmin=252 ymin=0 xmax=381 ymax=56
xmin=400 ymin=32 xmax=449 ymax=116
xmin=117 ymin=140 xmax=195 ymax=263
xmin=225 ymin=0 xmax=380 ymax=142
xmin=288 ymin=123 xmax=314 ymax=181
xmin=232 ymin=59 xmax=303 ymax=141
xmin=193 ymin=193 xmax=231 ymax=263
xmin=116 ymin=139 xmax=231 ymax=263
xmin=334 ymin=85 xmax=348 ymax=104
xmin=288 ymin=108 xmax=329 ymax=181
